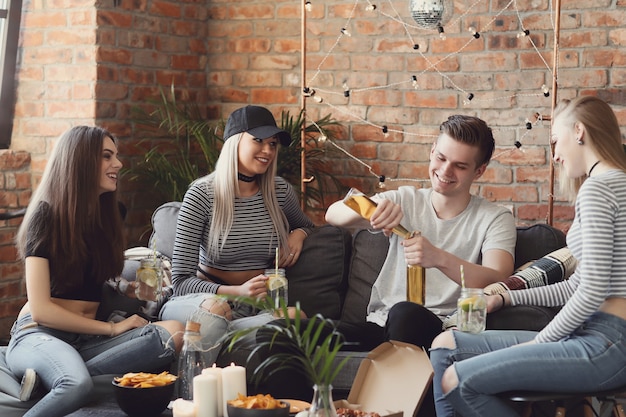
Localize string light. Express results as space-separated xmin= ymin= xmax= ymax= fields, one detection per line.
xmin=342 ymin=82 xmax=350 ymax=97
xmin=437 ymin=24 xmax=446 ymax=40
xmin=305 ymin=1 xmax=312 ymax=12
xmin=378 ymin=175 xmax=386 ymax=189
xmin=300 ymin=0 xmax=555 ymax=186
xmin=463 ymin=93 xmax=474 ymax=106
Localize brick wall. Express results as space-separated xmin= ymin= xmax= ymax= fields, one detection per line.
xmin=1 ymin=0 xmax=625 ymax=340
xmin=0 ymin=150 xmax=31 ymax=341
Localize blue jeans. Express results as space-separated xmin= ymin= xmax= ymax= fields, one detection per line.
xmin=159 ymin=293 xmax=274 ymax=365
xmin=6 ymin=314 xmax=177 ymax=417
xmin=430 ymin=311 xmax=626 ymax=417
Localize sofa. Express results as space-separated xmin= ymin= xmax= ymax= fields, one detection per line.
xmin=0 ymin=201 xmax=567 ymax=415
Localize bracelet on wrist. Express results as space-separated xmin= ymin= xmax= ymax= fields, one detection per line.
xmin=499 ymin=293 xmax=506 ymax=308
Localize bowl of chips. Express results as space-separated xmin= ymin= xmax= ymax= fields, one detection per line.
xmin=227 ymin=393 xmax=290 ymax=417
xmin=112 ymin=371 xmax=177 ymax=417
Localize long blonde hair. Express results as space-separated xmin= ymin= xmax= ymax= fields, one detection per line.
xmin=554 ymin=96 xmax=626 ymax=202
xmin=201 ymin=133 xmax=290 ymax=259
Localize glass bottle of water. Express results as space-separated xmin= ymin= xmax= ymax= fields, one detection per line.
xmin=177 ymin=320 xmax=206 ymax=400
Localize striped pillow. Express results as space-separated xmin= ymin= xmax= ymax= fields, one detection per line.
xmin=484 ymin=247 xmax=576 ymax=295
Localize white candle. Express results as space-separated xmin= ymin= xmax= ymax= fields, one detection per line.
xmin=202 ymin=364 xmax=223 ymax=417
xmin=194 ymin=373 xmax=218 ymax=417
xmin=172 ymin=398 xmax=197 ymax=417
xmin=221 ymin=363 xmax=247 ymax=417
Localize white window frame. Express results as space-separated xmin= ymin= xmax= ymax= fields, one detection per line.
xmin=0 ymin=0 xmax=22 ymax=149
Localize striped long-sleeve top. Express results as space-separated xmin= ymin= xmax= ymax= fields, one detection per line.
xmin=510 ymin=169 xmax=626 ymax=342
xmin=171 ymin=174 xmax=314 ymax=296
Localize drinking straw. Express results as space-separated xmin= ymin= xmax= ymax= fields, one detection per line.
xmin=275 ymin=247 xmax=279 ymax=277
xmin=460 ymin=264 xmax=465 ymax=289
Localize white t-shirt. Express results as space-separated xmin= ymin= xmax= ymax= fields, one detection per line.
xmin=366 ymin=186 xmax=516 ymax=325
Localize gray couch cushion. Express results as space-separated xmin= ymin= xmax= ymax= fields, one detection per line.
xmin=341 ymin=230 xmax=388 ymax=324
xmin=149 ymin=201 xmax=181 ymax=261
xmin=286 ymin=225 xmax=352 ymax=320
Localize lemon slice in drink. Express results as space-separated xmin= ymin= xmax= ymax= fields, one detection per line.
xmin=459 ymin=296 xmax=486 ymax=312
xmin=137 ymin=270 xmax=158 ymax=287
xmin=267 ymin=275 xmax=288 ymax=291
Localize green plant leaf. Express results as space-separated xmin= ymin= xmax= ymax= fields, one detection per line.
xmin=223 ymin=297 xmax=350 ymax=388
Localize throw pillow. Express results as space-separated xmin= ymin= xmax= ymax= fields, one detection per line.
xmin=484 ymin=246 xmax=576 ymax=295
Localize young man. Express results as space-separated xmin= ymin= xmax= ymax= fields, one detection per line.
xmin=325 ymin=114 xmax=517 ymax=351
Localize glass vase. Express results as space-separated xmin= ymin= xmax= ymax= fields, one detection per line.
xmin=309 ymin=384 xmax=337 ymax=417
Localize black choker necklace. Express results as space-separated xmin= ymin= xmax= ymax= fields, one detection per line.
xmin=588 ymin=161 xmax=601 ymax=177
xmin=238 ymin=172 xmax=257 ymax=182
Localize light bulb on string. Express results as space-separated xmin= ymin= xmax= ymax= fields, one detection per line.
xmin=469 ymin=27 xmax=480 ymax=39
xmin=304 ymin=1 xmax=312 ymax=12
xmin=365 ymin=4 xmax=377 ymax=12
xmin=541 ymin=84 xmax=550 ymax=97
xmin=378 ymin=175 xmax=386 ymax=189
xmin=462 ymin=93 xmax=474 ymax=106
xmin=341 ymin=28 xmax=352 ymax=37
xmin=342 ymin=82 xmax=350 ymax=97
xmin=437 ymin=24 xmax=446 ymax=40
xmin=517 ymin=29 xmax=530 ymax=38
xmin=317 ymin=134 xmax=327 ymax=143
xmin=412 ymin=75 xmax=418 ymax=89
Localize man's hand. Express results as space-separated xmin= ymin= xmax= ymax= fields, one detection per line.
xmin=370 ymin=199 xmax=405 ymax=236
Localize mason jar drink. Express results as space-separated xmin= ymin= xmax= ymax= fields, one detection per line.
xmin=264 ymin=268 xmax=288 ymax=309
xmin=135 ymin=258 xmax=163 ymax=302
xmin=457 ymin=288 xmax=487 ymax=333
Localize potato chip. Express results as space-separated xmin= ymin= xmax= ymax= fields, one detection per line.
xmin=228 ymin=393 xmax=286 ymax=409
xmin=114 ymin=371 xmax=177 ymax=388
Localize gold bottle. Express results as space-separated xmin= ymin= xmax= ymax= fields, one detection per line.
xmin=343 ymin=188 xmax=426 ymax=305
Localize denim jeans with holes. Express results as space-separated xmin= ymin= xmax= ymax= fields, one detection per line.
xmin=430 ymin=311 xmax=626 ymax=417
xmin=6 ymin=313 xmax=176 ymax=417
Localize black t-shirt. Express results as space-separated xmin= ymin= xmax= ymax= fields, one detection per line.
xmin=25 ymin=202 xmax=103 ymax=302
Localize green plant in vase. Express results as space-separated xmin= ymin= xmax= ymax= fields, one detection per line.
xmin=225 ymin=297 xmax=350 ymax=417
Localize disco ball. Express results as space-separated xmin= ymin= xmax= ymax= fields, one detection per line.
xmin=410 ymin=0 xmax=451 ymax=29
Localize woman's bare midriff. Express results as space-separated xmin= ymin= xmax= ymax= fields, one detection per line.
xmin=199 ymin=265 xmax=264 ymax=286
xmin=18 ymin=299 xmax=99 ymax=320
xmin=599 ymin=297 xmax=626 ymax=321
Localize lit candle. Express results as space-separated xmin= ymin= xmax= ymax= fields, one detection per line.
xmin=202 ymin=364 xmax=223 ymax=417
xmin=172 ymin=398 xmax=197 ymax=417
xmin=221 ymin=363 xmax=247 ymax=417
xmin=194 ymin=373 xmax=218 ymax=417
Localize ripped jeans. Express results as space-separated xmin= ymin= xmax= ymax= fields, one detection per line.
xmin=6 ymin=313 xmax=177 ymax=417
xmin=430 ymin=311 xmax=626 ymax=417
xmin=159 ymin=293 xmax=275 ymax=365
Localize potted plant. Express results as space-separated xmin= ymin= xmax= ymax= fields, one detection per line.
xmin=225 ymin=297 xmax=351 ymax=417
xmin=125 ymin=86 xmax=345 ymax=208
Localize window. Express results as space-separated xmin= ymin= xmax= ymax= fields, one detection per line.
xmin=0 ymin=0 xmax=22 ymax=149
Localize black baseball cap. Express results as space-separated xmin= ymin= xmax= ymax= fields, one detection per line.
xmin=223 ymin=105 xmax=292 ymax=146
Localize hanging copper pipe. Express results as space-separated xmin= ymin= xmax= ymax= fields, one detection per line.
xmin=300 ymin=1 xmax=307 ymax=211
xmin=547 ymin=0 xmax=562 ymax=226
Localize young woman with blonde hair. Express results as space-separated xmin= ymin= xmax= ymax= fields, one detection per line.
xmin=159 ymin=105 xmax=314 ymax=361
